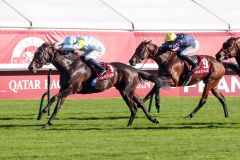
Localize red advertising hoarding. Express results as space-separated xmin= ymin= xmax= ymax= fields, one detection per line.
xmin=0 ymin=30 xmax=240 ymax=99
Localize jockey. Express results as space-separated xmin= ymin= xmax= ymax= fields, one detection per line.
xmin=61 ymin=35 xmax=106 ymax=76
xmin=161 ymin=32 xmax=200 ymax=71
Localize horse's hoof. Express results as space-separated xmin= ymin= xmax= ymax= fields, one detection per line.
xmin=42 ymin=124 xmax=49 ymax=129
xmin=184 ymin=114 xmax=192 ymax=119
xmin=37 ymin=116 xmax=42 ymax=121
xmin=154 ymin=119 xmax=160 ymax=124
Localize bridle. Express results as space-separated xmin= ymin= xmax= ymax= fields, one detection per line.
xmin=134 ymin=42 xmax=175 ymax=67
xmin=33 ymin=44 xmax=56 ymax=66
xmin=135 ymin=42 xmax=159 ymax=62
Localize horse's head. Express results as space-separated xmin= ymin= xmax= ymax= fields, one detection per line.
xmin=215 ymin=37 xmax=240 ymax=62
xmin=28 ymin=42 xmax=55 ymax=73
xmin=129 ymin=40 xmax=156 ymax=66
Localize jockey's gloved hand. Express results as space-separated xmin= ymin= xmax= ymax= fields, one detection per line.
xmin=74 ymin=50 xmax=82 ymax=55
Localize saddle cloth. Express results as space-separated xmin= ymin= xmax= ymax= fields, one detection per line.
xmin=185 ymin=56 xmax=210 ymax=75
xmin=95 ymin=63 xmax=115 ymax=80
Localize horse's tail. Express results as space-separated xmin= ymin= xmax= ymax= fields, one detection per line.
xmin=222 ymin=62 xmax=240 ymax=76
xmin=137 ymin=70 xmax=169 ymax=88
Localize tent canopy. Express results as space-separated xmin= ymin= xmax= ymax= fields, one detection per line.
xmin=1 ymin=0 xmax=240 ymax=31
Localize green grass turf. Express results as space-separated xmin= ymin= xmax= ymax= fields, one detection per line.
xmin=0 ymin=97 xmax=240 ymax=160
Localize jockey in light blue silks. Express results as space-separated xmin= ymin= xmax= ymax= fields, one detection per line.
xmin=161 ymin=32 xmax=200 ymax=71
xmin=61 ymin=35 xmax=106 ymax=76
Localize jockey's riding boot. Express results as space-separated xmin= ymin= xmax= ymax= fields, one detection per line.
xmin=181 ymin=55 xmax=199 ymax=71
xmin=86 ymin=58 xmax=106 ymax=76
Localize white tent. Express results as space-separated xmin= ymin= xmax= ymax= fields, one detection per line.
xmin=0 ymin=0 xmax=240 ymax=31
xmin=0 ymin=0 xmax=29 ymax=28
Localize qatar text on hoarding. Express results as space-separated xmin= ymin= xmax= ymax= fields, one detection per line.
xmin=8 ymin=79 xmax=60 ymax=93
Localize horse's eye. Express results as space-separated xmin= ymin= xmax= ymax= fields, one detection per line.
xmin=140 ymin=47 xmax=145 ymax=52
xmin=223 ymin=43 xmax=231 ymax=48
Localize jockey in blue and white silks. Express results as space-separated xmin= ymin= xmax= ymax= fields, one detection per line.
xmin=161 ymin=32 xmax=200 ymax=71
xmin=61 ymin=36 xmax=106 ymax=75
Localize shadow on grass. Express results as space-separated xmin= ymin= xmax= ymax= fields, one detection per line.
xmin=126 ymin=122 xmax=240 ymax=130
xmin=1 ymin=115 xmax=240 ymax=131
xmin=0 ymin=117 xmax=36 ymax=120
xmin=45 ymin=121 xmax=240 ymax=131
xmin=0 ymin=114 xmax=37 ymax=121
xmin=0 ymin=124 xmax=43 ymax=128
xmin=62 ymin=116 xmax=129 ymax=121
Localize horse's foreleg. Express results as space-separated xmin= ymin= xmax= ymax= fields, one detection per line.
xmin=211 ymin=87 xmax=228 ymax=117
xmin=37 ymin=96 xmax=57 ymax=120
xmin=155 ymin=89 xmax=160 ymax=113
xmin=134 ymin=95 xmax=159 ymax=124
xmin=43 ymin=88 xmax=73 ymax=128
xmin=43 ymin=98 xmax=65 ymax=129
xmin=143 ymin=85 xmax=158 ymax=102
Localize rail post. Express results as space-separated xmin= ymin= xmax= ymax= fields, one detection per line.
xmin=38 ymin=69 xmax=52 ymax=116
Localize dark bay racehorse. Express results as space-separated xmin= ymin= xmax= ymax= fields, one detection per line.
xmin=215 ymin=37 xmax=240 ymax=75
xmin=129 ymin=40 xmax=228 ymax=118
xmin=28 ymin=42 xmax=166 ymax=128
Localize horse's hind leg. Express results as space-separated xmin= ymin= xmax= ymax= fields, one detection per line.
xmin=185 ymin=83 xmax=212 ymax=118
xmin=120 ymin=92 xmax=138 ymax=126
xmin=211 ymin=87 xmax=228 ymax=117
xmin=133 ymin=95 xmax=159 ymax=124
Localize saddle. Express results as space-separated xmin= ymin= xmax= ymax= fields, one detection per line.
xmin=184 ymin=56 xmax=210 ymax=75
xmin=87 ymin=63 xmax=115 ymax=88
xmin=181 ymin=56 xmax=210 ymax=86
xmin=96 ymin=63 xmax=115 ymax=80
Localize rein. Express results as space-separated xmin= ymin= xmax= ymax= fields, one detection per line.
xmin=138 ymin=43 xmax=159 ymax=70
xmin=49 ymin=49 xmax=56 ymax=64
xmin=162 ymin=51 xmax=174 ymax=66
xmin=146 ymin=43 xmax=173 ymax=66
xmin=44 ymin=47 xmax=56 ymax=65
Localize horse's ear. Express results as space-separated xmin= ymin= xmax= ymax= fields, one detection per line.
xmin=143 ymin=40 xmax=152 ymax=43
xmin=145 ymin=40 xmax=152 ymax=44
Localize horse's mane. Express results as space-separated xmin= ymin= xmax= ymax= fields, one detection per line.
xmin=158 ymin=46 xmax=175 ymax=55
xmin=57 ymin=50 xmax=81 ymax=60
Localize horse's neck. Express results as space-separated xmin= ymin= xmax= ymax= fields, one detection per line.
xmin=52 ymin=53 xmax=78 ymax=72
xmin=155 ymin=50 xmax=176 ymax=67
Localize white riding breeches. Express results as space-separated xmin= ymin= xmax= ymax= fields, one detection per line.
xmin=178 ymin=39 xmax=200 ymax=56
xmin=82 ymin=43 xmax=105 ymax=60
